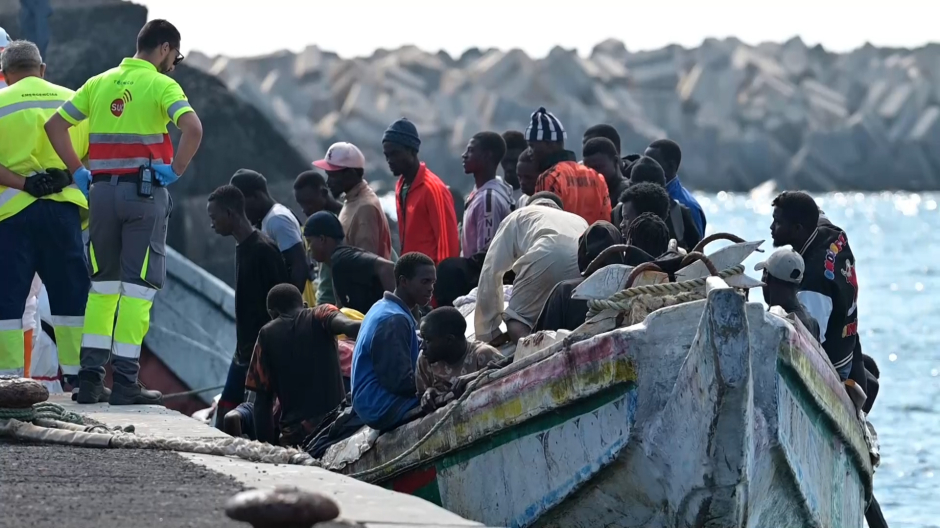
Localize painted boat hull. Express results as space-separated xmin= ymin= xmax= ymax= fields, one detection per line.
xmin=327 ymin=280 xmax=872 ymax=528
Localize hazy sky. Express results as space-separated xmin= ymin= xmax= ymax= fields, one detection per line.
xmin=137 ymin=0 xmax=938 ymax=59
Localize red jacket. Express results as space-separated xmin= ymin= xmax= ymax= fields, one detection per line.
xmin=395 ymin=163 xmax=459 ymax=265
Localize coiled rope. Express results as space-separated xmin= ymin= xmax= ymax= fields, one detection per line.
xmin=0 ymin=401 xmax=85 ymax=424
xmin=586 ymin=264 xmax=744 ymax=317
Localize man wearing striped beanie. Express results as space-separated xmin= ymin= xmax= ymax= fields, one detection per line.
xmin=525 ymin=107 xmax=611 ymax=225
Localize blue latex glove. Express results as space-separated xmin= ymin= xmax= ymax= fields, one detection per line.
xmin=72 ymin=167 xmax=92 ymax=197
xmin=152 ymin=164 xmax=180 ymax=186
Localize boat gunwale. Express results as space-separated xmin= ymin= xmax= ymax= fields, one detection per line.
xmin=332 ymin=331 xmax=640 ymax=481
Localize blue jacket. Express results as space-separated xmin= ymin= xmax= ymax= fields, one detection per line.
xmin=666 ymin=176 xmax=706 ymax=236
xmin=351 ymin=292 xmax=419 ymax=430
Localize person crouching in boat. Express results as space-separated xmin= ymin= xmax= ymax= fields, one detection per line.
xmin=416 ymin=307 xmax=504 ymax=412
xmin=754 ymin=247 xmax=821 ymax=342
xmin=245 ymin=284 xmax=361 ymax=446
xmin=769 ymin=191 xmax=857 ymax=382
xmin=351 ymin=253 xmax=436 ymax=432
xmin=474 ymin=192 xmax=587 ymax=345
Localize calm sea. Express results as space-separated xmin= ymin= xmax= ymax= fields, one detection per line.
xmin=382 ymin=191 xmax=939 ymax=526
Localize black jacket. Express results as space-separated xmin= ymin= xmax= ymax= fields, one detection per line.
xmin=667 ymin=200 xmax=703 ymax=251
xmin=798 ymin=219 xmax=858 ymax=373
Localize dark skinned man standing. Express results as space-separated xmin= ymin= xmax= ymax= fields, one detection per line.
xmin=383 ymin=118 xmax=458 ymax=265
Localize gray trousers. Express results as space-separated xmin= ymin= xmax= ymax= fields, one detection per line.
xmin=80 ymin=179 xmax=170 ymax=384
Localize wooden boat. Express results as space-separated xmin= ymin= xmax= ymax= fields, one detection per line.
xmin=318 ymin=240 xmax=874 ymax=528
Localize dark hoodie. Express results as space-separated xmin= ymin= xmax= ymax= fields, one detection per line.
xmin=797 ymin=217 xmax=858 ymax=375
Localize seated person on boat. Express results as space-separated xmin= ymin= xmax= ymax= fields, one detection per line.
xmin=755 ymin=247 xmax=821 ymax=342
xmin=628 ymin=156 xmax=702 ymax=251
xmin=769 ymin=191 xmax=858 ymax=381
xmin=352 ymin=253 xmax=435 ymax=431
xmin=416 ymin=307 xmax=504 ymax=412
xmin=533 ymin=220 xmax=626 ymax=332
xmin=246 ymin=284 xmax=361 ymax=446
xmin=617 ymin=182 xmax=671 ymax=244
xmin=474 ymin=193 xmax=587 ymax=344
xmin=304 ymin=211 xmax=395 ymax=314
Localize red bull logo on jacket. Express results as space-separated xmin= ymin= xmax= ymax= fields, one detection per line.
xmin=824 ymin=233 xmax=847 ymax=280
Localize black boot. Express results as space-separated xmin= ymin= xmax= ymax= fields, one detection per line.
xmin=109 ymin=379 xmax=163 ymax=406
xmin=75 ymin=372 xmax=110 ymax=404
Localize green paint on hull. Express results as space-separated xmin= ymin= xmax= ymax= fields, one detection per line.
xmin=383 ymin=382 xmax=637 ymax=501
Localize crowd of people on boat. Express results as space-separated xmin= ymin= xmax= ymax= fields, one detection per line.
xmin=204 ymin=106 xmax=879 ymax=447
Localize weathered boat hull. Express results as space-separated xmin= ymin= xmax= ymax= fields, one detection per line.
xmin=329 ymin=281 xmax=871 ymax=528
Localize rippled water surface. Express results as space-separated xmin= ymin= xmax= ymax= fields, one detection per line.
xmin=701 ymin=191 xmax=940 ymax=528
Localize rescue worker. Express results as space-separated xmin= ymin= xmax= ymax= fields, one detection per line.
xmin=0 ymin=26 xmax=10 ymax=88
xmin=44 ymin=20 xmax=204 ymax=405
xmin=0 ymin=40 xmax=89 ymax=381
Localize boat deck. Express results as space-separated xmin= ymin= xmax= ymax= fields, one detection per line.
xmin=0 ymin=394 xmax=489 ymax=528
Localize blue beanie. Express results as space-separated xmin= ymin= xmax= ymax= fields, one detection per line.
xmin=382 ymin=118 xmax=421 ymax=152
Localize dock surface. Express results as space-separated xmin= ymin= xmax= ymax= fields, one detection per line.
xmin=0 ymin=395 xmax=486 ymax=528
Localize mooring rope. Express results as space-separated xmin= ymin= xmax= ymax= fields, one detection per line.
xmin=586 ymin=264 xmax=744 ymax=317
xmin=0 ymin=402 xmax=85 ymax=425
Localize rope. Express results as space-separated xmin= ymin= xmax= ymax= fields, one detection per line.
xmin=109 ymin=433 xmax=320 ymax=466
xmin=0 ymin=402 xmax=85 ymax=425
xmin=162 ymin=384 xmax=226 ymax=400
xmin=586 ymin=264 xmax=744 ymax=317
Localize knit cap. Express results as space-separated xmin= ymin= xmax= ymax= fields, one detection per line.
xmin=525 ymin=106 xmax=566 ymax=143
xmin=382 ymin=118 xmax=421 ymax=152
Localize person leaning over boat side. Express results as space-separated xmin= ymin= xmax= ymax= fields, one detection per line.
xmin=352 ymin=252 xmax=435 ymax=432
xmin=644 ymin=139 xmax=706 ymax=236
xmin=769 ymin=191 xmax=857 ymax=381
xmin=246 ymin=284 xmax=361 ymax=446
xmin=515 ymin=148 xmax=540 ymax=209
xmin=475 ymin=192 xmax=587 ymax=344
xmin=416 ymin=307 xmax=503 ymax=412
xmin=230 ymin=169 xmax=307 ymax=295
xmin=527 ymin=107 xmax=611 ymax=225
xmin=500 ymin=130 xmax=528 ymax=205
xmin=460 ymin=131 xmax=515 ymax=258
xmin=303 ymin=211 xmax=395 ymax=315
xmin=293 ymin=169 xmax=343 ymax=306
xmin=207 ymin=185 xmax=288 ymax=430
xmin=628 ymin=156 xmax=702 ymax=251
xmin=384 ymin=118 xmax=459 ymax=266
xmin=754 ymin=247 xmax=821 ymax=342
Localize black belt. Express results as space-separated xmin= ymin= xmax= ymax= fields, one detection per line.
xmin=91 ymin=173 xmax=163 ymax=186
xmin=92 ymin=173 xmax=137 ymax=184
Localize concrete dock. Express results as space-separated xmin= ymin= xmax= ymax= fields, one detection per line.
xmin=0 ymin=395 xmax=486 ymax=528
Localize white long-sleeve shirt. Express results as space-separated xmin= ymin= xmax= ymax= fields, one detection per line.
xmin=474 ymin=200 xmax=588 ymax=341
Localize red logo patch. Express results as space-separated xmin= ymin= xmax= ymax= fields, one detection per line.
xmin=110 ymin=89 xmax=133 ymax=117
xmin=110 ymin=99 xmax=124 ymax=117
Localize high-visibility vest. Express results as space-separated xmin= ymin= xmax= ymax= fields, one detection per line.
xmin=57 ymin=57 xmax=194 ymax=175
xmin=0 ymin=76 xmax=89 ymax=224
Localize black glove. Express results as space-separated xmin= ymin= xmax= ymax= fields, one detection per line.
xmin=46 ymin=168 xmax=74 ymax=193
xmin=23 ymin=174 xmax=56 ymax=197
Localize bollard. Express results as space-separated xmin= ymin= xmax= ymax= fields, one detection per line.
xmin=225 ymin=486 xmax=340 ymax=528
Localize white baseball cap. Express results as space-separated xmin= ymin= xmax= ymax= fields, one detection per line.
xmin=754 ymin=247 xmax=805 ymax=284
xmin=312 ymin=142 xmax=365 ymax=171
xmin=0 ymin=27 xmax=10 ymax=48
